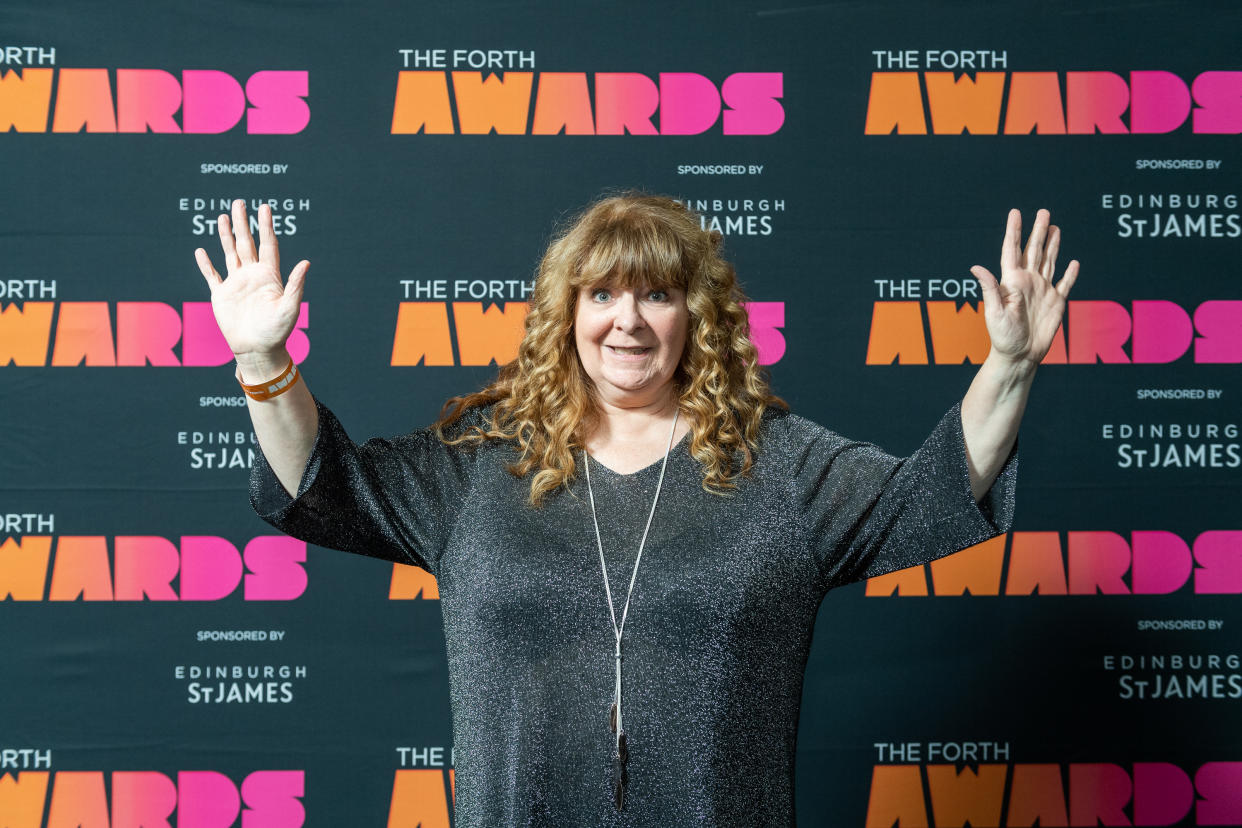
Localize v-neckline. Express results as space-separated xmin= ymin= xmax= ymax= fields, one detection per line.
xmin=585 ymin=430 xmax=690 ymax=478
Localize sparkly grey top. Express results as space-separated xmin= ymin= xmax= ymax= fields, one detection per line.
xmin=251 ymin=399 xmax=1017 ymax=827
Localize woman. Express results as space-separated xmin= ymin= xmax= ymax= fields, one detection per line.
xmin=195 ymin=193 xmax=1077 ymax=826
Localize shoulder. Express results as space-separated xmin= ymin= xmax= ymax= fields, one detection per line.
xmin=401 ymin=403 xmax=519 ymax=469
xmin=758 ymin=405 xmax=845 ymax=447
xmin=753 ymin=406 xmax=872 ymax=482
xmin=357 ymin=402 xmax=495 ymax=460
xmin=435 ymin=401 xmax=497 ymax=439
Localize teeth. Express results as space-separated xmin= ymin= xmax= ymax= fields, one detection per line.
xmin=611 ymin=347 xmax=648 ymax=354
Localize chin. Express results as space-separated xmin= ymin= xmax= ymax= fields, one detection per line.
xmin=606 ymin=375 xmax=677 ymax=399
xmin=606 ymin=384 xmax=651 ymax=398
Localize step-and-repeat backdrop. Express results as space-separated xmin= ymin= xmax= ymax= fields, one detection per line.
xmin=3 ymin=1 xmax=1239 ymax=825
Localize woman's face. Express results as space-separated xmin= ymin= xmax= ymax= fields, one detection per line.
xmin=574 ymin=281 xmax=689 ymax=409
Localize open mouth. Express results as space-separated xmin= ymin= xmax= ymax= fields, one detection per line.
xmin=606 ymin=345 xmax=651 ymax=356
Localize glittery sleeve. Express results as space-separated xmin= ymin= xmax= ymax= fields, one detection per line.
xmin=249 ymin=397 xmax=476 ymax=576
xmin=786 ymin=401 xmax=1017 ymax=590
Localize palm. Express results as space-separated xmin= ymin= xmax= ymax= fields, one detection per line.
xmin=971 ymin=209 xmax=1080 ymax=366
xmin=194 ymin=200 xmax=309 ymax=357
xmin=211 ymin=260 xmax=298 ymax=354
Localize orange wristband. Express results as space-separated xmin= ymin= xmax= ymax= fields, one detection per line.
xmin=236 ymin=360 xmax=299 ymax=401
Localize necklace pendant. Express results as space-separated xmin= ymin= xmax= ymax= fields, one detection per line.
xmin=613 ymin=730 xmax=629 ymax=810
xmin=609 ymin=701 xmax=617 ymax=733
xmin=613 ymin=738 xmax=629 ymax=811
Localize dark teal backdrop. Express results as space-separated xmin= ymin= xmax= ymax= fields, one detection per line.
xmin=2 ymin=1 xmax=1240 ymax=825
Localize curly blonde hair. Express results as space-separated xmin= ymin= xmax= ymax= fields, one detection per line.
xmin=436 ymin=191 xmax=784 ymax=506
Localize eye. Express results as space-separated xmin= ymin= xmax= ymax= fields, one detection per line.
xmin=591 ymin=288 xmax=611 ymax=302
xmin=646 ymin=289 xmax=669 ymax=302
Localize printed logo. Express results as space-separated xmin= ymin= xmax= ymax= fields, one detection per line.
xmin=175 ymin=663 xmax=307 ymax=704
xmin=1103 ymin=653 xmax=1242 ymax=700
xmin=0 ymin=299 xmax=308 ymax=367
xmin=865 ymin=530 xmax=1241 ymax=597
xmin=674 ymin=197 xmax=786 ymax=236
xmin=1102 ymin=423 xmax=1240 ymax=469
xmin=389 ymin=300 xmax=785 ymax=367
xmin=866 ymin=757 xmax=1242 ymax=827
xmin=865 ymin=300 xmax=1241 ymax=365
xmin=390 ymin=747 xmax=456 ymax=828
xmin=1100 ymin=193 xmax=1241 ymax=239
xmin=0 ymin=62 xmax=309 ymax=133
xmin=180 ymin=197 xmax=309 ymax=237
xmin=865 ymin=65 xmax=1242 ymax=135
xmin=0 ymin=769 xmax=304 ymax=827
xmin=390 ymin=563 xmax=439 ymax=600
xmin=390 ymin=49 xmax=782 ymax=136
xmin=0 ymin=534 xmax=307 ymax=601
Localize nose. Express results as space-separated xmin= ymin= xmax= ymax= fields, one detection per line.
xmin=613 ymin=292 xmax=645 ymax=333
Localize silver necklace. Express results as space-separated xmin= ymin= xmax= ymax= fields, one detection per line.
xmin=583 ymin=408 xmax=680 ymax=812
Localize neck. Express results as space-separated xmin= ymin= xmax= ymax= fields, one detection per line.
xmin=588 ymin=386 xmax=680 ymax=445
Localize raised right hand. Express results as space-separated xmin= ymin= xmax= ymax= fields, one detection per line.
xmin=194 ymin=198 xmax=310 ymax=364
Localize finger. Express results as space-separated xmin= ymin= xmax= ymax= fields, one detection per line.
xmin=1023 ymin=208 xmax=1050 ymax=272
xmin=1041 ymin=225 xmax=1061 ymax=282
xmin=970 ymin=265 xmax=1002 ymax=310
xmin=279 ymin=260 xmax=310 ymax=324
xmin=218 ymin=214 xmax=240 ymax=271
xmin=258 ymin=203 xmax=280 ymax=273
xmin=232 ymin=198 xmax=258 ymax=263
xmin=1055 ymin=259 xmax=1080 ymax=299
xmin=1000 ymin=208 xmax=1021 ymax=273
xmin=194 ymin=248 xmax=223 ymax=288
xmin=281 ymin=260 xmax=310 ymax=307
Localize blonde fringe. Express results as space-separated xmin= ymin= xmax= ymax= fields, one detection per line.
xmin=435 ymin=192 xmax=784 ymax=507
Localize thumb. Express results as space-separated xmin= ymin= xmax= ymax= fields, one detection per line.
xmin=282 ymin=260 xmax=310 ymax=300
xmin=970 ymin=265 xmax=1002 ymax=311
xmin=280 ymin=260 xmax=310 ymax=316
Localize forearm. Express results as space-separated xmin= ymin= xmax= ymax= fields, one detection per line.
xmin=237 ymin=348 xmax=319 ymax=498
xmin=960 ymin=353 xmax=1035 ymax=501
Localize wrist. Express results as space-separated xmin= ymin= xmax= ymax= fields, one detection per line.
xmin=983 ymin=351 xmax=1038 ymax=385
xmin=235 ymin=348 xmax=292 ymax=384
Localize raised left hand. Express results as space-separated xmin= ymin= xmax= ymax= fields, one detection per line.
xmin=970 ymin=208 xmax=1080 ymax=368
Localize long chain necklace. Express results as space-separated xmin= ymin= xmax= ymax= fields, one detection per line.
xmin=583 ymin=408 xmax=680 ymax=812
